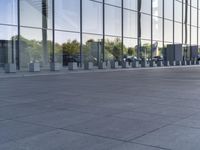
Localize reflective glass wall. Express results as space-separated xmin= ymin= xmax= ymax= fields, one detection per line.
xmin=0 ymin=0 xmax=17 ymax=69
xmin=0 ymin=0 xmax=200 ymax=71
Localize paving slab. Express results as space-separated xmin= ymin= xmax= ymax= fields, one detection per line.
xmin=0 ymin=120 xmax=54 ymax=145
xmin=134 ymin=125 xmax=200 ymax=150
xmin=0 ymin=130 xmax=121 ymax=150
xmin=65 ymin=116 xmax=167 ymax=141
xmin=15 ymin=110 xmax=102 ymax=128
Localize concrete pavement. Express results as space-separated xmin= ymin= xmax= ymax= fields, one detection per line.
xmin=0 ymin=67 xmax=200 ymax=149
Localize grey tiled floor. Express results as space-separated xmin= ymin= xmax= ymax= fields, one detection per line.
xmin=1 ymin=67 xmax=200 ymax=150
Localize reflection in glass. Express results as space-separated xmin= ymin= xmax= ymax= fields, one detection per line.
xmin=164 ymin=0 xmax=173 ymax=20
xmin=187 ymin=25 xmax=190 ymax=45
xmin=191 ymin=8 xmax=197 ymax=26
xmin=104 ymin=37 xmax=122 ymax=62
xmin=83 ymin=34 xmax=103 ymax=66
xmin=20 ymin=0 xmax=52 ymax=28
xmin=153 ymin=16 xmax=162 ymax=41
xmin=105 ymin=5 xmax=121 ymax=36
xmin=123 ymin=38 xmax=137 ymax=60
xmin=140 ymin=40 xmax=151 ymax=60
xmin=174 ymin=22 xmax=182 ymax=44
xmin=55 ymin=0 xmax=80 ymax=31
xmin=164 ymin=20 xmax=173 ymax=42
xmin=19 ymin=27 xmax=53 ymax=69
xmin=105 ymin=0 xmax=121 ymax=7
xmin=83 ymin=0 xmax=103 ymax=34
xmin=153 ymin=0 xmax=163 ymax=17
xmin=0 ymin=25 xmax=17 ymax=68
xmin=124 ymin=0 xmax=137 ymax=10
xmin=141 ymin=0 xmax=151 ymax=14
xmin=152 ymin=41 xmax=163 ymax=58
xmin=55 ymin=31 xmax=80 ymax=66
xmin=0 ymin=0 xmax=17 ymax=25
xmin=141 ymin=14 xmax=151 ymax=40
xmin=191 ymin=26 xmax=197 ymax=45
xmin=124 ymin=10 xmax=137 ymax=38
xmin=175 ymin=0 xmax=182 ymax=22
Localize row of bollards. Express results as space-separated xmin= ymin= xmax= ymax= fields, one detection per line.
xmin=68 ymin=60 xmax=200 ymax=71
xmin=4 ymin=60 xmax=200 ymax=73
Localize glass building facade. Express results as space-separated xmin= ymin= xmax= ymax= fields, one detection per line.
xmin=0 ymin=0 xmax=199 ymax=70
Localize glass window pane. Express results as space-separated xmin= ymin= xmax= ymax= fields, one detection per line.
xmin=20 ymin=27 xmax=53 ymax=69
xmin=55 ymin=0 xmax=80 ymax=32
xmin=105 ymin=5 xmax=121 ymax=36
xmin=175 ymin=0 xmax=182 ymax=22
xmin=55 ymin=31 xmax=80 ymax=66
xmin=83 ymin=34 xmax=103 ymax=66
xmin=0 ymin=0 xmax=17 ymax=25
xmin=83 ymin=0 xmax=103 ymax=34
xmin=105 ymin=36 xmax=122 ymax=61
xmin=124 ymin=10 xmax=137 ymax=38
xmin=191 ymin=8 xmax=197 ymax=26
xmin=124 ymin=0 xmax=137 ymax=10
xmin=141 ymin=40 xmax=151 ymax=59
xmin=191 ymin=26 xmax=197 ymax=45
xmin=141 ymin=14 xmax=151 ymax=40
xmin=192 ymin=0 xmax=197 ymax=7
xmin=164 ymin=20 xmax=173 ymax=42
xmin=123 ymin=38 xmax=137 ymax=58
xmin=153 ymin=0 xmax=163 ymax=17
xmin=152 ymin=41 xmax=163 ymax=57
xmin=153 ymin=16 xmax=163 ymax=41
xmin=174 ymin=22 xmax=182 ymax=43
xmin=20 ymin=0 xmax=52 ymax=28
xmin=141 ymin=0 xmax=151 ymax=14
xmin=105 ymin=0 xmax=121 ymax=7
xmin=0 ymin=25 xmax=17 ymax=68
xmin=164 ymin=0 xmax=173 ymax=20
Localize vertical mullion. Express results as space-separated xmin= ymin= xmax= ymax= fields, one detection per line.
xmin=182 ymin=0 xmax=184 ymax=44
xmin=137 ymin=0 xmax=141 ymax=59
xmin=151 ymin=0 xmax=153 ymax=59
xmin=52 ymin=0 xmax=55 ymax=63
xmin=103 ymin=0 xmax=105 ymax=61
xmin=163 ymin=0 xmax=165 ymax=52
xmin=190 ymin=0 xmax=192 ymax=48
xmin=17 ymin=0 xmax=20 ymax=70
xmin=173 ymin=0 xmax=175 ymax=61
xmin=173 ymin=0 xmax=175 ymax=45
xmin=121 ymin=0 xmax=124 ymax=61
xmin=197 ymin=0 xmax=199 ymax=46
xmin=80 ymin=0 xmax=83 ymax=67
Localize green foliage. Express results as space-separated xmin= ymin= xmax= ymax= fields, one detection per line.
xmin=62 ymin=40 xmax=80 ymax=55
xmin=105 ymin=38 xmax=122 ymax=61
xmin=141 ymin=43 xmax=151 ymax=58
xmin=127 ymin=47 xmax=136 ymax=56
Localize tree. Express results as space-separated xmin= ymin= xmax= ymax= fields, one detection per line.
xmin=62 ymin=40 xmax=80 ymax=56
xmin=105 ymin=38 xmax=122 ymax=61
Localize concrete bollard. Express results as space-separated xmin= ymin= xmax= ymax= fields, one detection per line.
xmin=5 ymin=64 xmax=16 ymax=73
xmin=50 ymin=63 xmax=61 ymax=71
xmin=122 ymin=62 xmax=131 ymax=68
xmin=98 ymin=62 xmax=107 ymax=69
xmin=176 ymin=61 xmax=182 ymax=66
xmin=149 ymin=61 xmax=156 ymax=67
xmin=132 ymin=61 xmax=139 ymax=68
xmin=111 ymin=61 xmax=119 ymax=69
xmin=84 ymin=62 xmax=94 ymax=70
xmin=157 ymin=61 xmax=163 ymax=67
xmin=141 ymin=61 xmax=148 ymax=68
xmin=68 ymin=62 xmax=78 ymax=71
xmin=29 ymin=62 xmax=40 ymax=72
